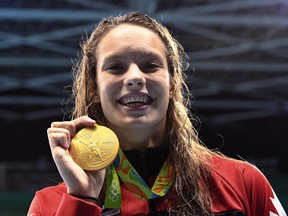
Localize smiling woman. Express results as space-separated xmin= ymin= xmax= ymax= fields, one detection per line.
xmin=27 ymin=12 xmax=287 ymax=216
xmin=95 ymin=24 xmax=171 ymax=149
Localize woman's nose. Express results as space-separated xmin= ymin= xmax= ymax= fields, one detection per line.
xmin=124 ymin=64 xmax=146 ymax=89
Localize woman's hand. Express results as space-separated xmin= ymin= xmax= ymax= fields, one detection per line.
xmin=47 ymin=116 xmax=105 ymax=200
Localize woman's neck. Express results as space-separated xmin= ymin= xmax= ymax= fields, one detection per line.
xmin=123 ymin=144 xmax=170 ymax=184
xmin=109 ymin=122 xmax=168 ymax=151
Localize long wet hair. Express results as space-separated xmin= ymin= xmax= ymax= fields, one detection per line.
xmin=72 ymin=11 xmax=214 ymax=215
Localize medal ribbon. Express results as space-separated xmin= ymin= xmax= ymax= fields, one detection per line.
xmin=104 ymin=163 xmax=122 ymax=208
xmin=104 ymin=148 xmax=173 ymax=209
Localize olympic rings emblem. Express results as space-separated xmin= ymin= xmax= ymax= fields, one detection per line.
xmin=109 ymin=179 xmax=120 ymax=202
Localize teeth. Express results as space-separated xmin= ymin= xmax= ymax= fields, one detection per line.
xmin=127 ymin=102 xmax=144 ymax=107
xmin=121 ymin=96 xmax=150 ymax=106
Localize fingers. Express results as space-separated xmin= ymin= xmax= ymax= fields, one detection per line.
xmin=47 ymin=127 xmax=71 ymax=149
xmin=52 ymin=116 xmax=96 ymax=137
xmin=48 ymin=116 xmax=96 ymax=149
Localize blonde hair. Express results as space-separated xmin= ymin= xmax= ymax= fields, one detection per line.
xmin=72 ymin=12 xmax=214 ymax=215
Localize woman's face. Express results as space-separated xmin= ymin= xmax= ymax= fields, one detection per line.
xmin=96 ymin=24 xmax=171 ymax=134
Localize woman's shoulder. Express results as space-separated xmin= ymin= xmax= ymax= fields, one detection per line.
xmin=211 ymin=155 xmax=273 ymax=199
xmin=209 ymin=155 xmax=285 ymax=215
xmin=210 ymin=154 xmax=268 ymax=185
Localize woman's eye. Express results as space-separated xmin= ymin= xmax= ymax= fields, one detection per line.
xmin=142 ymin=63 xmax=160 ymax=72
xmin=106 ymin=64 xmax=125 ymax=73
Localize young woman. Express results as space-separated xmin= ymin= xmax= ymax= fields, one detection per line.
xmin=28 ymin=12 xmax=286 ymax=216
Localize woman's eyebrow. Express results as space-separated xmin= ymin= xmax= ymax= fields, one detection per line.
xmin=101 ymin=54 xmax=126 ymax=66
xmin=103 ymin=50 xmax=164 ymax=64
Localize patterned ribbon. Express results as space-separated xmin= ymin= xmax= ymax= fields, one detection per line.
xmin=104 ymin=148 xmax=173 ymax=209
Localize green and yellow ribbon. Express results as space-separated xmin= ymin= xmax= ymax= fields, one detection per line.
xmin=104 ymin=148 xmax=173 ymax=209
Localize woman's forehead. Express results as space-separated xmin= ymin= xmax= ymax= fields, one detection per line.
xmin=96 ymin=24 xmax=167 ymax=62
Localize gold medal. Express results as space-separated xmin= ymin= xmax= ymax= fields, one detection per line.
xmin=70 ymin=124 xmax=119 ymax=171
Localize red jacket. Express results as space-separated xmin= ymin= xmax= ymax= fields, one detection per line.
xmin=28 ymin=156 xmax=286 ymax=216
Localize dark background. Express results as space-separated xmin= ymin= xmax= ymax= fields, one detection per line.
xmin=0 ymin=0 xmax=287 ymax=214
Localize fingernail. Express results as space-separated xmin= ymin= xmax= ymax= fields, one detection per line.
xmin=65 ymin=141 xmax=70 ymax=149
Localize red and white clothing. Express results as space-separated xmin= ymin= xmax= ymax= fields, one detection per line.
xmin=28 ymin=149 xmax=286 ymax=216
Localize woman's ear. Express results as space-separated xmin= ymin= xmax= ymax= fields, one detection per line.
xmin=169 ymin=87 xmax=173 ymax=99
xmin=93 ymin=78 xmax=101 ymax=103
xmin=169 ymin=75 xmax=174 ymax=99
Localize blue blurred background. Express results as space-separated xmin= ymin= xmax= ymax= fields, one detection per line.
xmin=0 ymin=0 xmax=287 ymax=215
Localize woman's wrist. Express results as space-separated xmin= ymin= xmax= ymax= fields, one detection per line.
xmin=69 ymin=194 xmax=99 ymax=204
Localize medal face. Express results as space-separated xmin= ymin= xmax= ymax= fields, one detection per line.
xmin=70 ymin=125 xmax=119 ymax=171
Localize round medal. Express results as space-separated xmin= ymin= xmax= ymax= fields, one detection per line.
xmin=70 ymin=124 xmax=119 ymax=171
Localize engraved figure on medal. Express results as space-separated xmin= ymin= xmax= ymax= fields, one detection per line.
xmin=70 ymin=125 xmax=119 ymax=171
